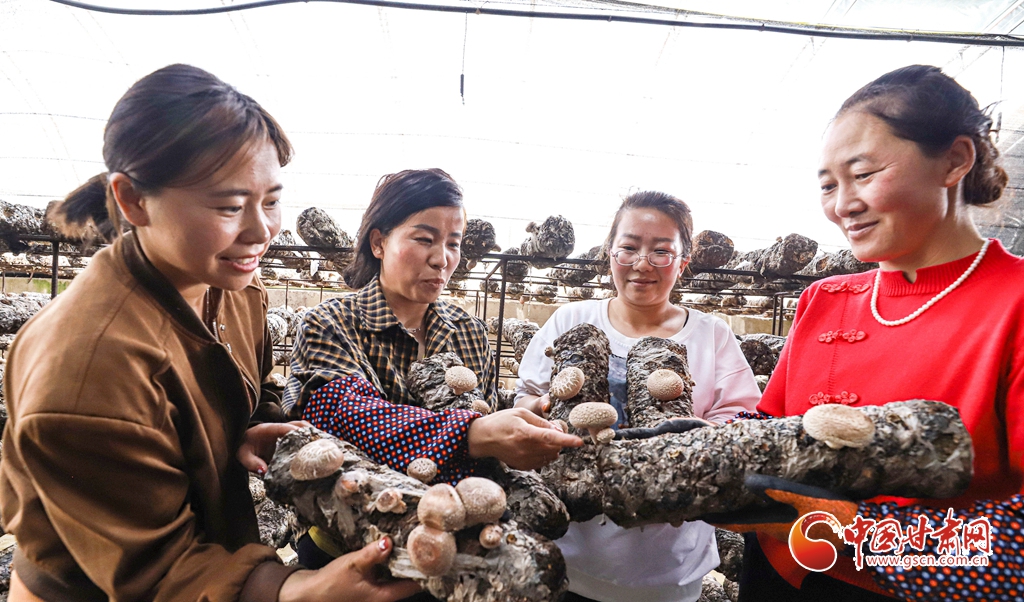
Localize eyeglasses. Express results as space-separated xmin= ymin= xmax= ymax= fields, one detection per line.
xmin=611 ymin=249 xmax=681 ymax=268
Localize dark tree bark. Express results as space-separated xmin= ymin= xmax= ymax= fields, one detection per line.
xmin=265 ymin=229 xmax=309 ymax=270
xmin=625 ymin=337 xmax=694 ymax=428
xmin=296 ymin=207 xmax=355 ymax=268
xmin=501 ymin=248 xmax=530 ymax=283
xmin=490 ymin=318 xmax=539 ymax=363
xmin=265 ymin=428 xmax=568 ymax=602
xmin=798 ymin=249 xmax=877 ymax=277
xmin=519 ymin=216 xmax=575 ymax=268
xmin=689 ymin=230 xmax=735 ymax=273
xmin=462 ymin=219 xmax=499 ymax=260
xmin=737 ymin=337 xmax=777 ymax=376
xmin=539 ymin=399 xmax=972 ymax=527
xmin=406 ymin=352 xmax=487 ymax=413
xmin=405 ymin=353 xmax=571 ymax=541
xmin=550 ymin=246 xmax=604 ymax=288
xmin=715 ymin=528 xmax=743 ymax=582
xmin=744 ymin=233 xmax=818 ymax=277
xmin=0 ymin=293 xmax=49 ymax=334
xmin=545 ymin=324 xmax=611 ymax=430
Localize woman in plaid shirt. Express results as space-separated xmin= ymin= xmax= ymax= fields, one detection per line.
xmin=284 ymin=169 xmax=581 ymax=575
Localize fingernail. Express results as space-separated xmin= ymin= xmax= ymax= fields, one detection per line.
xmin=378 ymin=537 xmax=390 ymax=551
xmin=256 ymin=467 xmax=266 ymax=477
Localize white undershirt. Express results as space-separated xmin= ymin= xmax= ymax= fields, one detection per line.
xmin=515 ymin=299 xmax=761 ymax=602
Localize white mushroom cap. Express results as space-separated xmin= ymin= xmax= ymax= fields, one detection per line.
xmin=569 ymin=402 xmax=619 ymax=444
xmin=334 ymin=469 xmax=368 ymax=498
xmin=802 ymin=404 xmax=875 ymax=449
xmin=407 ymin=525 xmax=456 ymax=576
xmin=594 ymin=427 xmax=616 ymax=445
xmin=407 ymin=458 xmax=438 ymax=483
xmin=647 ymin=369 xmax=685 ymax=401
xmin=374 ymin=488 xmax=407 ymax=513
xmin=445 ymin=366 xmax=478 ymax=396
xmin=479 ymin=524 xmax=503 ymax=549
xmin=550 ymin=366 xmax=586 ymax=400
xmin=455 ymin=477 xmax=507 ymax=526
xmin=291 ymin=439 xmax=346 ymax=481
xmin=471 ymin=398 xmax=491 ymax=415
xmin=417 ymin=483 xmax=467 ymax=531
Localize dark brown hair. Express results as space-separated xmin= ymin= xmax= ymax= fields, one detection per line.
xmin=344 ymin=168 xmax=464 ymax=289
xmin=604 ymin=191 xmax=694 ymax=260
xmin=838 ymin=64 xmax=1007 ymax=206
xmin=49 ymin=63 xmax=293 ymax=241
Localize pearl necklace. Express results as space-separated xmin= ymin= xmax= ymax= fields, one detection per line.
xmin=871 ymin=239 xmax=991 ymax=327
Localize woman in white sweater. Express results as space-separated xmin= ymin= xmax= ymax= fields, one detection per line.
xmin=515 ymin=191 xmax=761 ymax=602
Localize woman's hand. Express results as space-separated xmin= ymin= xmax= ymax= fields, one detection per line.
xmin=278 ymin=537 xmax=421 ymax=602
xmin=514 ymin=393 xmax=551 ymax=417
xmin=237 ymin=421 xmax=310 ymax=474
xmin=467 ymin=408 xmax=583 ymax=470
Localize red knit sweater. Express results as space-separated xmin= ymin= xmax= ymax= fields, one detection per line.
xmin=757 ymin=239 xmax=1024 ymax=599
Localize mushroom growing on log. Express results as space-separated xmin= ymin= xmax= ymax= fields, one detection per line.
xmin=519 ymin=216 xmax=575 ymax=268
xmin=405 ymin=353 xmax=570 ymax=540
xmin=626 ymin=339 xmax=694 ymax=427
xmin=540 ymin=398 xmax=972 ymax=527
xmin=296 ymin=207 xmax=355 ymax=269
xmin=539 ymin=326 xmax=972 ymax=526
xmin=264 ymin=429 xmax=568 ymax=602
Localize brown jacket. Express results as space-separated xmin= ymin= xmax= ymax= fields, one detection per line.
xmin=0 ymin=234 xmax=296 ymax=601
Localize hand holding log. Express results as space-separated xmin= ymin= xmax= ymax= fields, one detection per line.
xmin=265 ymin=428 xmax=569 ymax=602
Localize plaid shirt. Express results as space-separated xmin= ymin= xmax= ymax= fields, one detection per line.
xmin=283 ymin=277 xmax=496 ymax=416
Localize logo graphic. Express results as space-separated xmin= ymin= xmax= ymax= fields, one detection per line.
xmin=788 ymin=511 xmax=843 ymax=571
xmin=788 ymin=509 xmax=993 ymax=572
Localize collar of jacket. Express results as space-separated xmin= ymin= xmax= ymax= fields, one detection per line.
xmin=119 ymin=232 xmax=220 ymax=342
xmin=356 ymin=277 xmax=458 ymax=335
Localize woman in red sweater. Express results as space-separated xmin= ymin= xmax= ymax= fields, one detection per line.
xmin=735 ymin=65 xmax=1024 ymax=601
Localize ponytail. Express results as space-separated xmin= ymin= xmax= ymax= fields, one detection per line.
xmin=46 ymin=173 xmax=121 ymax=243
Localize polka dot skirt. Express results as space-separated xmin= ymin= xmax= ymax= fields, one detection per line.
xmin=862 ymin=495 xmax=1024 ymax=600
xmin=302 ymin=374 xmax=483 ymax=484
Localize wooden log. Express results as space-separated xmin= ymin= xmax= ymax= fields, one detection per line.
xmin=798 ymin=249 xmax=877 ymax=277
xmin=265 ymin=229 xmax=309 ymax=270
xmin=462 ymin=219 xmax=499 ymax=260
xmin=715 ymin=528 xmax=743 ymax=582
xmin=489 ymin=318 xmax=539 ymax=363
xmin=296 ymin=207 xmax=355 ymax=269
xmin=698 ymin=574 xmax=730 ymax=602
xmin=744 ymin=233 xmax=818 ymax=277
xmin=405 ymin=353 xmax=571 ymax=540
xmin=737 ymin=337 xmax=776 ymax=376
xmin=406 ymin=352 xmax=487 ymax=413
xmin=519 ymin=216 xmax=575 ymax=268
xmin=0 ymin=293 xmax=49 ymax=334
xmin=625 ymin=337 xmax=694 ymax=428
xmin=550 ymin=246 xmax=604 ymax=288
xmin=689 ymin=230 xmax=735 ymax=273
xmin=501 ymin=248 xmax=529 ymax=283
xmin=530 ymin=284 xmax=558 ymax=304
xmin=539 ymin=399 xmax=973 ymax=527
xmin=265 ymin=428 xmax=568 ymax=602
xmin=546 ymin=324 xmax=611 ymax=431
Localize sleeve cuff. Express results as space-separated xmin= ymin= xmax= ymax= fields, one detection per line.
xmin=239 ymin=560 xmax=302 ymax=602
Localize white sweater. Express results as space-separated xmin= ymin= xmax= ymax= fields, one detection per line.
xmin=515 ymin=299 xmax=761 ymax=602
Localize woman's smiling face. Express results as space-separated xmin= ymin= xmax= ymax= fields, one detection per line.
xmin=132 ymin=139 xmax=283 ymax=300
xmin=608 ymin=207 xmax=686 ymax=308
xmin=818 ymin=110 xmax=955 ymax=266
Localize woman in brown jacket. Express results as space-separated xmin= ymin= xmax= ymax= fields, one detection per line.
xmin=0 ymin=64 xmax=419 ymax=602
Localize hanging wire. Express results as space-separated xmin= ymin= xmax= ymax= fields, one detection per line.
xmin=460 ymin=13 xmax=468 ymax=104
xmin=46 ymin=0 xmax=1024 ymax=46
